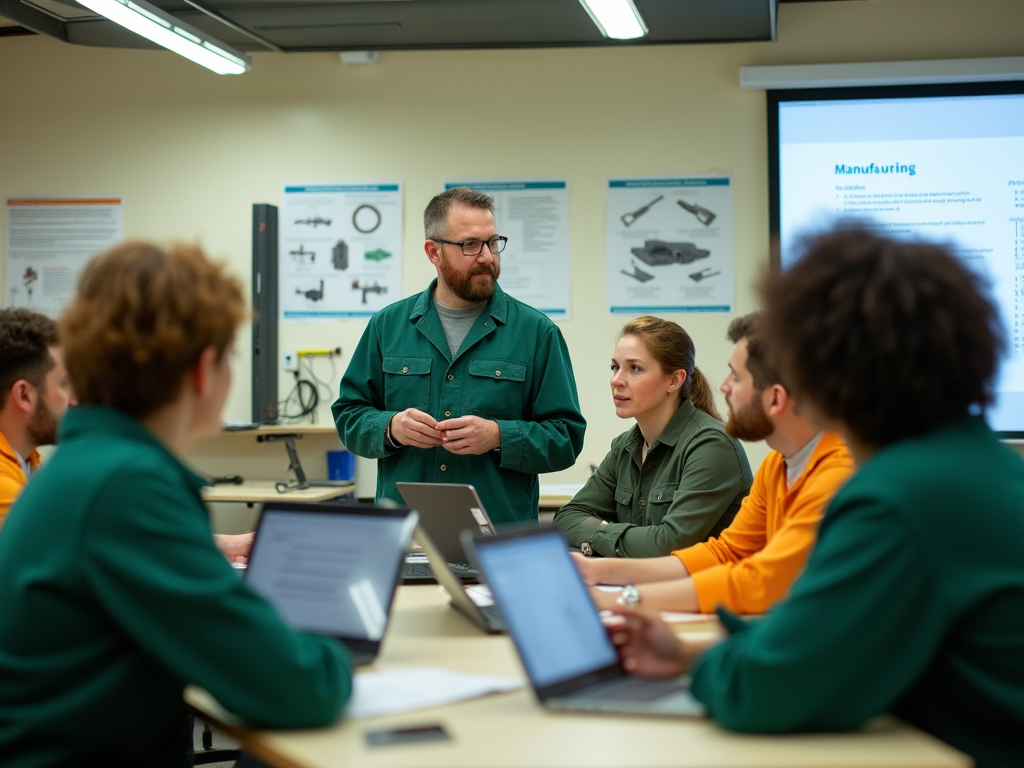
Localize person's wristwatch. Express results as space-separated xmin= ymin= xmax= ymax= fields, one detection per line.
xmin=581 ymin=539 xmax=595 ymax=556
xmin=617 ymin=584 xmax=640 ymax=608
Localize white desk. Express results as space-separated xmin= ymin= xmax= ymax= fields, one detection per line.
xmin=201 ymin=480 xmax=355 ymax=505
xmin=186 ymin=587 xmax=969 ymax=768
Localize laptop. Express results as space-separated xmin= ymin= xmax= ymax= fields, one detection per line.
xmin=396 ymin=483 xmax=496 ymax=582
xmin=244 ymin=501 xmax=418 ymax=667
xmin=414 ymin=526 xmax=505 ymax=634
xmin=462 ymin=526 xmax=706 ymax=717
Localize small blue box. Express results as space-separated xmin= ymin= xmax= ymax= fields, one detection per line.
xmin=327 ymin=450 xmax=355 ymax=481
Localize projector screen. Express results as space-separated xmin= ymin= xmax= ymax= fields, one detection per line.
xmin=768 ymin=81 xmax=1024 ymax=437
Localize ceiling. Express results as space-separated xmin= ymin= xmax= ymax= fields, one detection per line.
xmin=0 ymin=0 xmax=787 ymax=54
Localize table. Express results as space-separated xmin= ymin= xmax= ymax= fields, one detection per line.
xmin=201 ymin=480 xmax=355 ymax=505
xmin=186 ymin=587 xmax=970 ymax=768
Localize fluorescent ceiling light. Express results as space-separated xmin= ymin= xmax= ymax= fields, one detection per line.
xmin=75 ymin=0 xmax=252 ymax=74
xmin=579 ymin=0 xmax=648 ymax=40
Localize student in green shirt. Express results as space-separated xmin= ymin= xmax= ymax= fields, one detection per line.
xmin=0 ymin=242 xmax=352 ymax=768
xmin=605 ymin=227 xmax=1024 ymax=767
xmin=556 ymin=316 xmax=751 ymax=557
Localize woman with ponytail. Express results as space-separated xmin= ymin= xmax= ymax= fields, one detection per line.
xmin=555 ymin=316 xmax=751 ymax=558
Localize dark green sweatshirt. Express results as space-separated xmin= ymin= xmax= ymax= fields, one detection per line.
xmin=0 ymin=407 xmax=352 ymax=768
xmin=692 ymin=416 xmax=1024 ymax=768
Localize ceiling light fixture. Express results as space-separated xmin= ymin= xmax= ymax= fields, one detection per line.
xmin=75 ymin=0 xmax=252 ymax=74
xmin=578 ymin=0 xmax=648 ymax=40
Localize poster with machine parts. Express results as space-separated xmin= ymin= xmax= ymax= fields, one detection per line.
xmin=606 ymin=176 xmax=734 ymax=314
xmin=280 ymin=181 xmax=402 ymax=321
xmin=4 ymin=197 xmax=123 ymax=317
xmin=444 ymin=179 xmax=570 ymax=319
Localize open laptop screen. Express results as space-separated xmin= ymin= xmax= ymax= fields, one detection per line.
xmin=473 ymin=530 xmax=619 ymax=688
xmin=246 ymin=506 xmax=411 ymax=640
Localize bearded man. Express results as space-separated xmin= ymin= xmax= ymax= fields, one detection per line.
xmin=0 ymin=309 xmax=74 ymax=527
xmin=333 ymin=187 xmax=586 ymax=524
xmin=575 ymin=312 xmax=853 ymax=615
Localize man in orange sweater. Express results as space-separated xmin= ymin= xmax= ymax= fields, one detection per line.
xmin=0 ymin=309 xmax=72 ymax=528
xmin=575 ymin=313 xmax=852 ymax=614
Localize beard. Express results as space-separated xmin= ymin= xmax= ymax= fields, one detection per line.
xmin=26 ymin=399 xmax=60 ymax=447
xmin=726 ymin=396 xmax=774 ymax=442
xmin=439 ymin=252 xmax=500 ymax=303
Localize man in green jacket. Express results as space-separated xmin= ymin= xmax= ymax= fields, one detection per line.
xmin=606 ymin=227 xmax=1024 ymax=768
xmin=333 ymin=188 xmax=586 ymax=524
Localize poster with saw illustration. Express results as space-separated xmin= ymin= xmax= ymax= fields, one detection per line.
xmin=606 ymin=176 xmax=733 ymax=314
xmin=280 ymin=181 xmax=402 ymax=321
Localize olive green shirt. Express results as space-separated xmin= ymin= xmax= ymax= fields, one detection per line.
xmin=0 ymin=407 xmax=352 ymax=768
xmin=555 ymin=398 xmax=752 ymax=557
xmin=333 ymin=280 xmax=586 ymax=525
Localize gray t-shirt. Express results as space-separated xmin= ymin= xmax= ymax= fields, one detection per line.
xmin=434 ymin=298 xmax=487 ymax=357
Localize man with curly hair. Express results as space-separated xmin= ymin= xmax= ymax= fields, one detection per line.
xmin=0 ymin=308 xmax=73 ymax=526
xmin=606 ymin=226 xmax=1024 ymax=768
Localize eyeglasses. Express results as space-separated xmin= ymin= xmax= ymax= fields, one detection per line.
xmin=433 ymin=236 xmax=508 ymax=256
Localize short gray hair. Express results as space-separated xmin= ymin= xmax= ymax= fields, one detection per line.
xmin=423 ymin=187 xmax=495 ymax=240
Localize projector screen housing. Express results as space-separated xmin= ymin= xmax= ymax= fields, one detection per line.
xmin=767 ymin=80 xmax=1024 ymax=437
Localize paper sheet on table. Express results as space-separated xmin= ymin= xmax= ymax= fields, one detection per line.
xmin=539 ymin=482 xmax=586 ymax=497
xmin=345 ymin=667 xmax=523 ymax=719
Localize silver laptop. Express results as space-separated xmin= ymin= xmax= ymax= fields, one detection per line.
xmin=245 ymin=501 xmax=418 ymax=667
xmin=462 ymin=525 xmax=705 ymax=717
xmin=396 ymin=482 xmax=496 ymax=582
xmin=414 ymin=527 xmax=505 ymax=634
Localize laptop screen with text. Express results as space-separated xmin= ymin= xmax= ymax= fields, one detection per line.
xmin=474 ymin=530 xmax=619 ymax=688
xmin=246 ymin=508 xmax=409 ymax=640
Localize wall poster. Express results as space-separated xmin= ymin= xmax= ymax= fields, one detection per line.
xmin=280 ymin=182 xmax=402 ymax=321
xmin=444 ymin=179 xmax=570 ymax=319
xmin=4 ymin=196 xmax=123 ymax=316
xmin=606 ymin=176 xmax=734 ymax=314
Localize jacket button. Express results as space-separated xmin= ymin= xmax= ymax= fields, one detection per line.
xmin=484 ymin=322 xmax=489 ymax=327
xmin=402 ymin=366 xmax=409 ymax=373
xmin=495 ymin=370 xmax=501 ymax=377
xmin=447 ymin=374 xmax=454 ymax=381
xmin=440 ymin=464 xmax=447 ymax=471
xmin=444 ymin=411 xmax=451 ymax=417
xmin=639 ymin=499 xmax=646 ymax=507
xmin=657 ymin=494 xmax=662 ymax=501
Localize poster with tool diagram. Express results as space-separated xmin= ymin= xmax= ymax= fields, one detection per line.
xmin=606 ymin=176 xmax=733 ymax=314
xmin=280 ymin=181 xmax=402 ymax=321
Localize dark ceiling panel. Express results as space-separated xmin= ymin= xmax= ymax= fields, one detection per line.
xmin=3 ymin=0 xmax=779 ymax=54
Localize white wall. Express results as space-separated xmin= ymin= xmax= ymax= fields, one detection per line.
xmin=3 ymin=0 xmax=1024 ymax=490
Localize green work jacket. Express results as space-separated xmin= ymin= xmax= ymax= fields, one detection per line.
xmin=333 ymin=280 xmax=586 ymax=524
xmin=0 ymin=407 xmax=351 ymax=768
xmin=692 ymin=416 xmax=1024 ymax=768
xmin=555 ymin=398 xmax=751 ymax=557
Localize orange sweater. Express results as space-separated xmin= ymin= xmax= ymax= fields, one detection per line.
xmin=672 ymin=431 xmax=852 ymax=614
xmin=0 ymin=429 xmax=40 ymax=529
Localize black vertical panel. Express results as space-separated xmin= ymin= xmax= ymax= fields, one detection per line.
xmin=252 ymin=203 xmax=279 ymax=424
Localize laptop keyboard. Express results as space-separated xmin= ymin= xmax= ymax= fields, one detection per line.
xmin=574 ymin=676 xmax=689 ymax=702
xmin=402 ymin=560 xmax=480 ymax=582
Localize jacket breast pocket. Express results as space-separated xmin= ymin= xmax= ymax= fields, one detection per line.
xmin=614 ymin=485 xmax=635 ymax=523
xmin=382 ymin=355 xmax=431 ymax=412
xmin=465 ymin=358 xmax=527 ymax=420
xmin=645 ymin=483 xmax=676 ymax=525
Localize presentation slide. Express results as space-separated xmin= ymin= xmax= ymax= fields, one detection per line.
xmin=777 ymin=92 xmax=1024 ymax=432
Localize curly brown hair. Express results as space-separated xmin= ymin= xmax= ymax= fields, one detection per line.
xmin=761 ymin=225 xmax=1003 ymax=448
xmin=620 ymin=315 xmax=722 ymax=421
xmin=58 ymin=242 xmax=246 ymax=419
xmin=0 ymin=308 xmax=58 ymax=396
